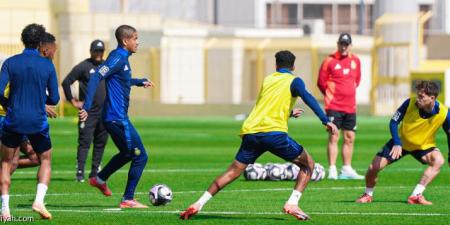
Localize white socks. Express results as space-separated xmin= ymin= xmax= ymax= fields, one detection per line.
xmin=1 ymin=195 xmax=10 ymax=213
xmin=195 ymin=192 xmax=212 ymax=209
xmin=286 ymin=190 xmax=302 ymax=205
xmin=34 ymin=183 xmax=48 ymax=205
xmin=364 ymin=187 xmax=374 ymax=196
xmin=411 ymin=184 xmax=426 ymax=196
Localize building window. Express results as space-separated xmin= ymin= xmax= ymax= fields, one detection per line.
xmin=266 ymin=3 xmax=299 ymax=27
xmin=303 ymin=4 xmax=324 ymax=19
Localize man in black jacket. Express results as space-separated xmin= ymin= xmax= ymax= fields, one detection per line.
xmin=62 ymin=40 xmax=108 ymax=182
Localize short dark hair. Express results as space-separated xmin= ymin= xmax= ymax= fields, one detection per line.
xmin=21 ymin=23 xmax=46 ymax=49
xmin=115 ymin=25 xmax=136 ymax=46
xmin=41 ymin=32 xmax=55 ymax=45
xmin=415 ymin=80 xmax=440 ymax=97
xmin=275 ymin=50 xmax=296 ymax=69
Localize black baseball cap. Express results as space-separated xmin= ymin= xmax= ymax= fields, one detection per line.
xmin=90 ymin=39 xmax=105 ymax=51
xmin=338 ymin=33 xmax=352 ymax=45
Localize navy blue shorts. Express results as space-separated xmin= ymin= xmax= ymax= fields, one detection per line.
xmin=376 ymin=139 xmax=437 ymax=164
xmin=235 ymin=133 xmax=304 ymax=164
xmin=1 ymin=126 xmax=51 ymax=154
xmin=104 ymin=120 xmax=146 ymax=157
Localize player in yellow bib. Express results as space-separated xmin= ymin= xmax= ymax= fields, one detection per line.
xmin=180 ymin=50 xmax=338 ymax=221
xmin=356 ymin=81 xmax=448 ymax=205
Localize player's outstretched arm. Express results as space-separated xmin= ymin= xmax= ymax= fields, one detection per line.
xmin=82 ymin=54 xmax=122 ymax=112
xmin=325 ymin=122 xmax=338 ymax=135
xmin=389 ymin=99 xmax=409 ymax=146
xmin=291 ymin=77 xmax=329 ymax=125
xmin=131 ymin=78 xmax=155 ymax=88
xmin=290 ymin=108 xmax=304 ymax=118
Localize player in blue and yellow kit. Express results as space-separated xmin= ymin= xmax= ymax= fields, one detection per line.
xmin=0 ymin=24 xmax=59 ymax=220
xmin=180 ymin=50 xmax=338 ymax=221
xmin=356 ymin=81 xmax=448 ymax=205
xmin=79 ymin=25 xmax=154 ymax=208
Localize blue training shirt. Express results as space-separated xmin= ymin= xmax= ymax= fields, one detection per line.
xmin=83 ymin=46 xmax=147 ymax=122
xmin=0 ymin=48 xmax=60 ymax=134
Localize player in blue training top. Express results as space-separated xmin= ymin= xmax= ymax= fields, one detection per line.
xmin=0 ymin=24 xmax=59 ymax=220
xmin=79 ymin=24 xmax=154 ymax=208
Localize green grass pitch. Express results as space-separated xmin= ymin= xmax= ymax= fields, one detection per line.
xmin=7 ymin=116 xmax=450 ymax=224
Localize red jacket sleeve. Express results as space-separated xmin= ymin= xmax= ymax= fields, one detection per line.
xmin=317 ymin=57 xmax=332 ymax=95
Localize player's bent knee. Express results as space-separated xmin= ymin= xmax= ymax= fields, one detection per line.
xmin=433 ymin=157 xmax=445 ymax=168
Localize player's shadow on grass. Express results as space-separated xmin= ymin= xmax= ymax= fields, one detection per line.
xmin=190 ymin=214 xmax=286 ymax=221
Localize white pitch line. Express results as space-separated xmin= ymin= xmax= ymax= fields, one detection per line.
xmin=8 ymin=186 xmax=450 ymax=197
xmin=12 ymin=209 xmax=450 ymax=217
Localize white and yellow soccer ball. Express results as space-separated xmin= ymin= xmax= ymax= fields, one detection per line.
xmin=149 ymin=184 xmax=173 ymax=206
xmin=311 ymin=163 xmax=326 ymax=181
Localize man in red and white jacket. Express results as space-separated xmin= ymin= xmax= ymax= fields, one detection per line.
xmin=317 ymin=33 xmax=363 ymax=180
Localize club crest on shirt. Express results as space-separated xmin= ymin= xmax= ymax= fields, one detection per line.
xmin=351 ymin=60 xmax=357 ymax=69
xmin=98 ymin=66 xmax=109 ymax=76
xmin=343 ymin=68 xmax=350 ymax=75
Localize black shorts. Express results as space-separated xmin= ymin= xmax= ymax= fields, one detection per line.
xmin=376 ymin=139 xmax=436 ymax=164
xmin=1 ymin=126 xmax=51 ymax=154
xmin=326 ymin=109 xmax=357 ymax=131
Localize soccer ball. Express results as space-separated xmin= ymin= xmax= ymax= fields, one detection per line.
xmin=311 ymin=163 xmax=325 ymax=181
xmin=244 ymin=163 xmax=267 ymax=180
xmin=267 ymin=164 xmax=287 ymax=181
xmin=149 ymin=184 xmax=173 ymax=206
xmin=285 ymin=163 xmax=300 ymax=180
xmin=264 ymin=163 xmax=275 ymax=172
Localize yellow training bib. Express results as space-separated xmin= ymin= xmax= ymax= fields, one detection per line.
xmin=241 ymin=72 xmax=297 ymax=134
xmin=400 ymin=97 xmax=448 ymax=151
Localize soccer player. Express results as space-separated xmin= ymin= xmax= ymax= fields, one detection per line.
xmin=317 ymin=33 xmax=363 ymax=180
xmin=356 ymin=81 xmax=447 ymax=205
xmin=79 ymin=25 xmax=154 ymax=208
xmin=10 ymin=32 xmax=58 ymax=173
xmin=0 ymin=24 xmax=59 ymax=219
xmin=180 ymin=50 xmax=338 ymax=220
xmin=62 ymin=39 xmax=108 ymax=182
